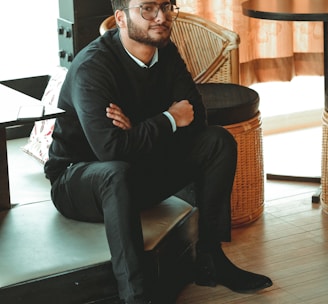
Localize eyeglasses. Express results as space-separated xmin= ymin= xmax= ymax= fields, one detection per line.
xmin=123 ymin=2 xmax=180 ymax=21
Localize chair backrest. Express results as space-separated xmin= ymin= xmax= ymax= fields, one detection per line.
xmin=99 ymin=12 xmax=240 ymax=84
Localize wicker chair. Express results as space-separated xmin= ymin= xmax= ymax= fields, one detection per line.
xmin=99 ymin=12 xmax=264 ymax=227
xmin=99 ymin=12 xmax=240 ymax=84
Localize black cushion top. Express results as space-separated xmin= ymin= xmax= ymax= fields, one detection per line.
xmin=196 ymin=83 xmax=260 ymax=126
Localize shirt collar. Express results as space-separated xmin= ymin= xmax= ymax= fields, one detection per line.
xmin=124 ymin=47 xmax=159 ymax=68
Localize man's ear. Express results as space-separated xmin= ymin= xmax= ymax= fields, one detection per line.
xmin=115 ymin=10 xmax=126 ymax=28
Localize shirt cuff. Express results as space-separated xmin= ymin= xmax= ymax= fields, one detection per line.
xmin=163 ymin=111 xmax=177 ymax=132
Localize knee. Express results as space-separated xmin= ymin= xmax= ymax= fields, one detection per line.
xmin=96 ymin=161 xmax=131 ymax=186
xmin=206 ymin=126 xmax=237 ymax=153
xmin=195 ymin=126 xmax=237 ymax=167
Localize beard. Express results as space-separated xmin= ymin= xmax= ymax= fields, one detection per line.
xmin=127 ymin=16 xmax=172 ymax=48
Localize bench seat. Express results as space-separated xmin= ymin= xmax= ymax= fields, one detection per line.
xmin=0 ymin=138 xmax=198 ymax=304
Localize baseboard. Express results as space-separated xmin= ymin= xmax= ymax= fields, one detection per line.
xmin=262 ymin=108 xmax=322 ymax=135
xmin=0 ymin=262 xmax=120 ymax=304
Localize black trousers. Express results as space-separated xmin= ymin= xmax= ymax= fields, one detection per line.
xmin=50 ymin=126 xmax=237 ymax=302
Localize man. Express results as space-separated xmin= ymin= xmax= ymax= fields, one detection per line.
xmin=45 ymin=0 xmax=272 ymax=303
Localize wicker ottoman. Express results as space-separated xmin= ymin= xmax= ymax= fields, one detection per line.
xmin=321 ymin=110 xmax=328 ymax=214
xmin=197 ymin=83 xmax=264 ymax=227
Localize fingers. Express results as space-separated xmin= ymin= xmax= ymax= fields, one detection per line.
xmin=168 ymin=100 xmax=194 ymax=127
xmin=112 ymin=118 xmax=130 ymax=130
xmin=106 ymin=103 xmax=132 ymax=130
xmin=106 ymin=103 xmax=121 ymax=118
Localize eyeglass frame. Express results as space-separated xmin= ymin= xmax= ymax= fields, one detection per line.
xmin=122 ymin=2 xmax=180 ymax=21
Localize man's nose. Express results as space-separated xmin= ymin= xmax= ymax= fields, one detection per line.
xmin=154 ymin=8 xmax=167 ymax=22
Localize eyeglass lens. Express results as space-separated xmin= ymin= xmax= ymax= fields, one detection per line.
xmin=141 ymin=3 xmax=179 ymax=20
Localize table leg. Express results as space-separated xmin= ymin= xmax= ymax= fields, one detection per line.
xmin=0 ymin=127 xmax=11 ymax=211
xmin=325 ymin=22 xmax=328 ymax=110
xmin=312 ymin=22 xmax=328 ymax=203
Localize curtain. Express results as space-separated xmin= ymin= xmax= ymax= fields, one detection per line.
xmin=177 ymin=0 xmax=324 ymax=86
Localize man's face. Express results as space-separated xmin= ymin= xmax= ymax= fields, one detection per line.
xmin=126 ymin=1 xmax=173 ymax=48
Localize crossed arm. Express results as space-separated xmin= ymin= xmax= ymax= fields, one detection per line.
xmin=106 ymin=100 xmax=194 ymax=130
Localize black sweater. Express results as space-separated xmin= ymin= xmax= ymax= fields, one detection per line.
xmin=45 ymin=29 xmax=206 ymax=183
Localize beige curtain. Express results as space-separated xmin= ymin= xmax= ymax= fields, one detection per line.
xmin=177 ymin=0 xmax=324 ymax=86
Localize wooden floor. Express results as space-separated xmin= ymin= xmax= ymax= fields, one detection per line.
xmin=176 ymin=180 xmax=328 ymax=304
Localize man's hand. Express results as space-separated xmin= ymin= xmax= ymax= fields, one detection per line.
xmin=168 ymin=100 xmax=194 ymax=127
xmin=106 ymin=103 xmax=132 ymax=130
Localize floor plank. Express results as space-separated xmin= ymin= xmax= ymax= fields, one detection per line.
xmin=177 ymin=181 xmax=328 ymax=304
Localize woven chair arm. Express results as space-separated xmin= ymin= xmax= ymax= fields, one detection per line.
xmin=99 ymin=16 xmax=116 ymax=35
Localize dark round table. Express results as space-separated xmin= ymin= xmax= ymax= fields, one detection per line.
xmin=242 ymin=0 xmax=328 ymax=110
xmin=242 ymin=0 xmax=328 ymax=201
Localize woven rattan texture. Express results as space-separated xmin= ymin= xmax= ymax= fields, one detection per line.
xmin=224 ymin=112 xmax=264 ymax=227
xmin=170 ymin=12 xmax=239 ymax=84
xmin=321 ymin=110 xmax=328 ymax=214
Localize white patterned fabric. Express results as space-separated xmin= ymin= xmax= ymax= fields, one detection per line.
xmin=22 ymin=66 xmax=67 ymax=163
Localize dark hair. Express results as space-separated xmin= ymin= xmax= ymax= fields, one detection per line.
xmin=111 ymin=0 xmax=176 ymax=11
xmin=111 ymin=0 xmax=130 ymax=11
